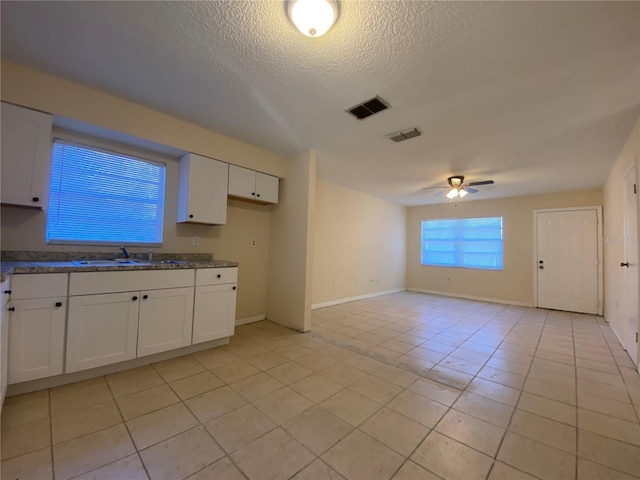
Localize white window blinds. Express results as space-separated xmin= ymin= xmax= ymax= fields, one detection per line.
xmin=46 ymin=140 xmax=166 ymax=245
xmin=421 ymin=217 xmax=503 ymax=270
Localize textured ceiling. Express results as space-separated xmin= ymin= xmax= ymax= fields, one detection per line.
xmin=1 ymin=1 xmax=639 ymax=205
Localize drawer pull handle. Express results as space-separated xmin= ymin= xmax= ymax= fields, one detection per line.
xmin=4 ymin=290 xmax=11 ymax=294
xmin=55 ymin=302 xmax=62 ymax=307
xmin=143 ymin=295 xmax=148 ymax=300
xmin=232 ymin=286 xmax=237 ymax=290
xmin=8 ymin=307 xmax=15 ymax=312
xmin=217 ymin=274 xmax=221 ymax=278
xmin=132 ymin=296 xmax=138 ymax=301
xmin=32 ymin=197 xmax=39 ymax=202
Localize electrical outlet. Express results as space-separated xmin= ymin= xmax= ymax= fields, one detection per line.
xmin=251 ymin=239 xmax=257 ymax=248
xmin=192 ymin=236 xmax=199 ymax=246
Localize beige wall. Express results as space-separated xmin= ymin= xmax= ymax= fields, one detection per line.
xmin=267 ymin=151 xmax=317 ymax=332
xmin=312 ymin=180 xmax=406 ymax=306
xmin=407 ymin=189 xmax=603 ymax=306
xmin=0 ymin=62 xmax=291 ymax=322
xmin=603 ymin=115 xmax=639 ymax=361
xmin=1 ymin=61 xmax=287 ymax=177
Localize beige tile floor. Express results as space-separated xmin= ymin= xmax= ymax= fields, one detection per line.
xmin=2 ymin=291 xmax=640 ymax=480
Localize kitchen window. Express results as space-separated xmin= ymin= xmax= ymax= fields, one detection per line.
xmin=46 ymin=139 xmax=166 ymax=245
xmin=421 ymin=217 xmax=503 ymax=270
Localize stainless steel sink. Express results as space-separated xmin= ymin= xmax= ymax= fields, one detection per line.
xmin=72 ymin=259 xmax=138 ymax=266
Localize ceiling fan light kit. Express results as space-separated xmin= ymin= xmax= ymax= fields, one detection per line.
xmin=287 ymin=0 xmax=339 ymax=37
xmin=422 ymin=175 xmax=495 ymax=200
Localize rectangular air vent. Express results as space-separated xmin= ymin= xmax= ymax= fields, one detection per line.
xmin=347 ymin=96 xmax=390 ymax=120
xmin=386 ymin=128 xmax=422 ymax=143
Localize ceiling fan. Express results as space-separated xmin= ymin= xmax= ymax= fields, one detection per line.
xmin=422 ymin=175 xmax=495 ymax=199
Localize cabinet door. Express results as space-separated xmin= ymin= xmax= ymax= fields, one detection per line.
xmin=177 ymin=153 xmax=228 ymax=224
xmin=228 ymin=165 xmax=256 ymax=200
xmin=1 ymin=303 xmax=9 ymax=406
xmin=1 ymin=103 xmax=53 ymax=208
xmin=255 ymin=172 xmax=279 ymax=204
xmin=137 ymin=287 xmax=194 ymax=357
xmin=193 ymin=284 xmax=237 ymax=344
xmin=8 ymin=298 xmax=66 ymax=383
xmin=66 ymin=292 xmax=139 ymax=373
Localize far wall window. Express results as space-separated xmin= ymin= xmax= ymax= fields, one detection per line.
xmin=421 ymin=217 xmax=504 ymax=270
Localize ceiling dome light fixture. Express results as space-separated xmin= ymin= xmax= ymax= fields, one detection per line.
xmin=287 ymin=0 xmax=339 ymax=37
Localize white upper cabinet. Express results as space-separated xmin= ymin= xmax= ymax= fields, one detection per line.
xmin=228 ymin=165 xmax=279 ymax=204
xmin=177 ymin=153 xmax=228 ymax=225
xmin=1 ymin=103 xmax=53 ymax=208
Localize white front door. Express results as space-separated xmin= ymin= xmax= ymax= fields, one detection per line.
xmin=536 ymin=209 xmax=599 ymax=314
xmin=623 ymin=166 xmax=638 ymax=367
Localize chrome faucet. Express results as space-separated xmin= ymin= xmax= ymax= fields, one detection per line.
xmin=119 ymin=246 xmax=129 ymax=258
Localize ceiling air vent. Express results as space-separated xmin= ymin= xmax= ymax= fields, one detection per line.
xmin=347 ymin=96 xmax=390 ymax=120
xmin=386 ymin=128 xmax=422 ymax=143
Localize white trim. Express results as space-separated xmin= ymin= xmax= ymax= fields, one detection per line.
xmin=235 ymin=314 xmax=266 ymax=326
xmin=312 ymin=289 xmax=406 ymax=309
xmin=533 ymin=206 xmax=603 ymax=316
xmin=407 ymin=288 xmax=533 ymax=307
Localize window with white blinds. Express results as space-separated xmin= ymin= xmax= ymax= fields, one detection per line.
xmin=421 ymin=217 xmax=503 ymax=270
xmin=46 ymin=139 xmax=166 ymax=245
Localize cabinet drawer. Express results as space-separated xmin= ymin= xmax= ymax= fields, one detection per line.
xmin=70 ymin=269 xmax=195 ymax=295
xmin=196 ymin=268 xmax=238 ymax=286
xmin=10 ymin=274 xmax=68 ymax=300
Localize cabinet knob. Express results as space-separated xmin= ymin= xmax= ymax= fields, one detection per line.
xmin=251 ymin=192 xmax=256 ymax=196
xmin=132 ymin=296 xmax=138 ymax=301
xmin=217 ymin=274 xmax=221 ymax=278
xmin=4 ymin=290 xmax=11 ymax=294
xmin=257 ymin=194 xmax=260 ymax=198
xmin=8 ymin=307 xmax=15 ymax=312
xmin=189 ymin=214 xmax=194 ymax=219
xmin=55 ymin=302 xmax=62 ymax=307
xmin=232 ymin=286 xmax=237 ymax=290
xmin=143 ymin=295 xmax=148 ymax=300
xmin=32 ymin=197 xmax=39 ymax=202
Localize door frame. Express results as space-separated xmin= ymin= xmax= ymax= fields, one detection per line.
xmin=533 ymin=206 xmax=603 ymax=315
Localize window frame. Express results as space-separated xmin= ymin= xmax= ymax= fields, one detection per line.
xmin=46 ymin=133 xmax=168 ymax=247
xmin=420 ymin=216 xmax=504 ymax=271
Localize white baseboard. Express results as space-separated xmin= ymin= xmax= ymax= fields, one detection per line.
xmin=407 ymin=288 xmax=534 ymax=308
xmin=235 ymin=314 xmax=266 ymax=326
xmin=312 ymin=289 xmax=406 ymax=310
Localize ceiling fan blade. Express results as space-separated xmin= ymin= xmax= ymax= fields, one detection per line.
xmin=463 ymin=187 xmax=478 ymax=194
xmin=466 ymin=180 xmax=494 ymax=186
xmin=421 ymin=186 xmax=448 ymax=190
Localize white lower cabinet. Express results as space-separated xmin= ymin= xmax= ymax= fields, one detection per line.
xmin=66 ymin=292 xmax=139 ymax=373
xmin=66 ymin=269 xmax=197 ymax=373
xmin=137 ymin=287 xmax=194 ymax=357
xmin=8 ymin=298 xmax=66 ymax=383
xmin=193 ymin=268 xmax=237 ymax=344
xmin=7 ymin=273 xmax=67 ymax=384
xmin=1 ymin=277 xmax=11 ymax=405
xmin=9 ymin=267 xmax=236 ymax=380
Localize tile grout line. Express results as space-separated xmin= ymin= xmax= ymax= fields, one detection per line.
xmin=482 ymin=307 xmax=549 ymax=480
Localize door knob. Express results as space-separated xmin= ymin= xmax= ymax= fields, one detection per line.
xmin=621 ymin=262 xmax=630 ymax=267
